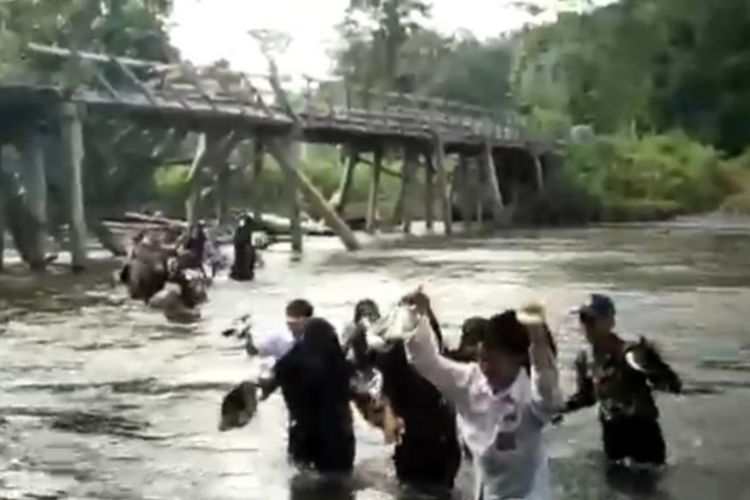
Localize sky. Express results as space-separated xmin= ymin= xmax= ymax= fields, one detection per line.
xmin=167 ymin=0 xmax=567 ymax=80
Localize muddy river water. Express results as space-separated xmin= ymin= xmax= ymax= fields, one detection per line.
xmin=2 ymin=220 xmax=750 ymax=500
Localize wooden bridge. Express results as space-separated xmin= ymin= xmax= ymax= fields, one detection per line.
xmin=0 ymin=43 xmax=555 ymax=271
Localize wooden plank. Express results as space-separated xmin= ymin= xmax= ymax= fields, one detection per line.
xmin=177 ymin=63 xmax=219 ymax=111
xmin=252 ymin=139 xmax=265 ymax=224
xmin=59 ymin=102 xmax=88 ymax=271
xmin=433 ymin=133 xmax=452 ymax=236
xmin=91 ymin=66 xmax=121 ymax=101
xmin=267 ymin=137 xmax=360 ymax=251
xmin=185 ymin=133 xmax=209 ymax=227
xmin=27 ymin=43 xmax=177 ymax=71
xmin=110 ymin=55 xmax=159 ymax=106
xmin=283 ymin=142 xmax=303 ymax=253
xmin=533 ymin=153 xmax=545 ymax=192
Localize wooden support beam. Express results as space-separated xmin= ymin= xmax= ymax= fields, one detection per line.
xmin=110 ymin=56 xmax=159 ymax=106
xmin=333 ymin=147 xmax=358 ymax=216
xmin=424 ymin=150 xmax=435 ymax=231
xmin=0 ymin=149 xmax=5 ymax=273
xmin=401 ymin=147 xmax=418 ymax=235
xmin=252 ymin=139 xmax=265 ymax=224
xmin=533 ymin=153 xmax=545 ymax=192
xmin=433 ymin=133 xmax=452 ymax=236
xmin=185 ymin=133 xmax=209 ymax=227
xmin=20 ymin=124 xmax=48 ymax=270
xmin=60 ymin=102 xmax=88 ymax=271
xmin=475 ymin=158 xmax=485 ymax=225
xmin=267 ymin=137 xmax=360 ymax=251
xmin=366 ymin=147 xmax=382 ymax=233
xmin=482 ymin=139 xmax=505 ymax=225
xmin=458 ymin=155 xmax=473 ymax=231
xmin=215 ymin=161 xmax=231 ymax=226
xmin=284 ymin=143 xmax=303 ymax=253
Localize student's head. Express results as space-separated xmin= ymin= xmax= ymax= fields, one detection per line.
xmin=459 ymin=316 xmax=487 ymax=359
xmin=354 ymin=299 xmax=380 ymax=326
xmin=285 ymin=299 xmax=314 ymax=339
xmin=478 ymin=311 xmax=529 ymax=392
xmin=578 ymin=294 xmax=616 ymax=343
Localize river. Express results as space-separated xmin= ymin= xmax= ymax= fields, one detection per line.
xmin=2 ymin=220 xmax=750 ymax=500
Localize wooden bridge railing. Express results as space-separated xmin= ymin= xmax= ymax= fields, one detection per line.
xmin=20 ymin=43 xmax=528 ymax=143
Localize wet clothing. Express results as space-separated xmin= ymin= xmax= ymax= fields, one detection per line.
xmin=230 ymin=220 xmax=256 ymax=281
xmin=404 ymin=313 xmax=562 ymax=500
xmin=563 ymin=333 xmax=681 ymax=465
xmin=272 ymin=318 xmax=355 ymax=474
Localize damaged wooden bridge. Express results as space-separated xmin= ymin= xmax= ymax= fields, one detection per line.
xmin=0 ymin=43 xmax=556 ymax=271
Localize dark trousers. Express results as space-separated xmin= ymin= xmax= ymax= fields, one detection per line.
xmin=601 ymin=415 xmax=666 ymax=465
xmin=288 ymin=423 xmax=355 ymax=474
xmin=393 ymin=429 xmax=461 ymax=491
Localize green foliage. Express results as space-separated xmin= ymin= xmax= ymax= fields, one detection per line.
xmin=153 ymin=164 xmax=191 ymax=205
xmin=564 ymin=132 xmax=724 ymax=215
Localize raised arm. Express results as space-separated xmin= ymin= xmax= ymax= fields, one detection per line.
xmin=562 ymin=350 xmax=597 ymax=413
xmin=525 ymin=321 xmax=563 ymax=421
xmin=404 ymin=314 xmax=473 ymax=406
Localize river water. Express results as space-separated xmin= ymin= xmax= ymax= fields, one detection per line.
xmin=2 ymin=220 xmax=750 ymax=500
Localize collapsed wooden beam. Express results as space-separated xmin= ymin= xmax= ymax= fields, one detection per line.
xmin=333 ymin=147 xmax=358 ymax=216
xmin=483 ymin=139 xmax=505 ymax=225
xmin=267 ymin=137 xmax=360 ymax=251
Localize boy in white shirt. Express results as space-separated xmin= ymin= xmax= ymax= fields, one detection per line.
xmin=398 ymin=290 xmax=562 ymax=500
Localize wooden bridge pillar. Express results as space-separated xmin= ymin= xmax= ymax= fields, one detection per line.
xmin=286 ymin=142 xmax=303 ymax=253
xmin=186 ymin=133 xmax=209 ymax=228
xmin=0 ymin=147 xmax=5 ymax=272
xmin=533 ymin=153 xmax=545 ymax=192
xmin=458 ymin=155 xmax=473 ymax=232
xmin=20 ymin=123 xmax=48 ymax=270
xmin=334 ymin=146 xmax=358 ymax=216
xmin=60 ymin=102 xmax=88 ymax=271
xmin=433 ymin=133 xmax=452 ymax=236
xmin=252 ymin=139 xmax=265 ymax=224
xmin=366 ymin=147 xmax=382 ymax=233
xmin=424 ymin=151 xmax=435 ymax=232
xmin=482 ymin=139 xmax=505 ymax=225
xmin=401 ymin=146 xmax=418 ymax=235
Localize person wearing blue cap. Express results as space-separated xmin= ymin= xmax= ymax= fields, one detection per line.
xmin=562 ymin=293 xmax=683 ymax=469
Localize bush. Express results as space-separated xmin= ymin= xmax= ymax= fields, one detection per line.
xmin=153 ymin=164 xmax=191 ymax=211
xmin=563 ymin=132 xmax=724 ymax=217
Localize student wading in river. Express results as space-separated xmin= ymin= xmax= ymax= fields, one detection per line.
xmin=393 ymin=289 xmax=563 ymax=500
xmin=562 ymin=294 xmax=682 ymax=469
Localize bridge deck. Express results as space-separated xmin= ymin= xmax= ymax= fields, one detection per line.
xmin=0 ymin=44 xmax=547 ymax=155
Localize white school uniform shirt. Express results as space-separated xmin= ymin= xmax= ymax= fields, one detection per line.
xmin=403 ymin=314 xmax=562 ymax=500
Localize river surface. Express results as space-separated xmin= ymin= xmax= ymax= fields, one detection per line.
xmin=2 ymin=221 xmax=750 ymax=500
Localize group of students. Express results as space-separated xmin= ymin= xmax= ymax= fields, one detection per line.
xmin=247 ymin=291 xmax=682 ymax=500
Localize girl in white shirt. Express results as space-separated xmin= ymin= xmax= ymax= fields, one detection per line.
xmin=397 ymin=291 xmax=562 ymax=500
